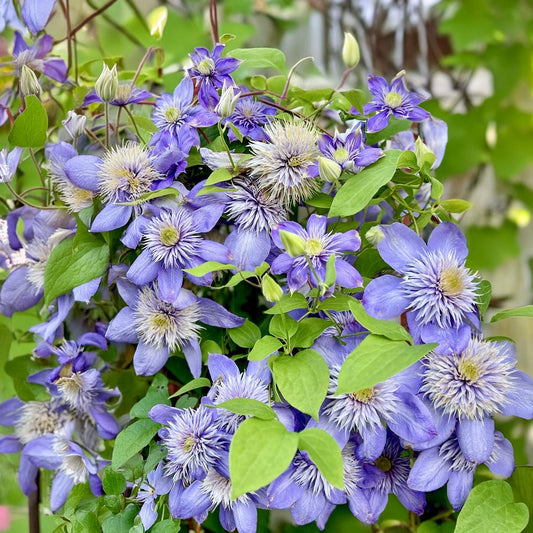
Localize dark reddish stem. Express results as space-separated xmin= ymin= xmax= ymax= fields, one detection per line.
xmin=28 ymin=471 xmax=40 ymax=533
xmin=209 ymin=0 xmax=219 ymax=44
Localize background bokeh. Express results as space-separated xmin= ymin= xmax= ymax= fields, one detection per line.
xmin=1 ymin=0 xmax=533 ymax=531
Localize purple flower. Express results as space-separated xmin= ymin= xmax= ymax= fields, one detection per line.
xmin=0 ymin=0 xmax=26 ymax=33
xmin=420 ymin=338 xmax=533 ymax=463
xmin=223 ymin=95 xmax=276 ymax=141
xmin=205 ymin=353 xmax=271 ymax=433
xmin=125 ymin=206 xmax=231 ymax=303
xmin=84 ymin=84 xmax=151 ymax=107
xmin=408 ymin=431 xmax=514 ymax=510
xmin=21 ymin=0 xmax=56 ymax=34
xmin=64 ymin=142 xmax=163 ymax=232
xmin=0 ymin=146 xmax=22 ymax=183
xmin=23 ymin=435 xmax=104 ymax=511
xmin=12 ymin=31 xmax=67 ymax=82
xmin=151 ymin=77 xmax=218 ymax=153
xmin=106 ymin=281 xmax=243 ymax=377
xmin=369 ymin=432 xmax=426 ymax=517
xmin=324 ymin=362 xmax=436 ymax=459
xmin=420 ymin=117 xmax=448 ymax=169
xmin=271 ymin=214 xmax=362 ymax=292
xmin=314 ymin=126 xmax=383 ymax=174
xmin=363 ymin=73 xmax=429 ymax=132
xmin=188 ymin=44 xmax=240 ymax=109
xmin=137 ymin=462 xmax=173 ymax=529
xmin=363 ymin=222 xmax=480 ymax=353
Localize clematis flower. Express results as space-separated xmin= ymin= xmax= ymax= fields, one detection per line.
xmin=125 ymin=206 xmax=232 ymax=303
xmin=11 ymin=31 xmax=67 ymax=82
xmin=271 ymin=214 xmax=362 ymax=292
xmin=106 ymin=281 xmax=243 ymax=377
xmin=222 ymin=95 xmax=276 ymax=141
xmin=136 ymin=462 xmax=173 ymax=530
xmin=408 ymin=431 xmax=514 ymax=510
xmin=363 ymin=72 xmax=429 ymax=132
xmin=204 ymin=353 xmax=271 ymax=433
xmin=0 ymin=146 xmax=22 ymax=183
xmin=20 ymin=0 xmax=56 ymax=34
xmin=151 ymin=76 xmax=219 ymax=153
xmin=363 ymin=222 xmax=480 ymax=353
xmin=84 ymin=84 xmax=151 ymax=107
xmin=248 ymin=120 xmax=320 ymax=207
xmin=188 ymin=44 xmax=240 ymax=109
xmin=420 ymin=338 xmax=533 ymax=463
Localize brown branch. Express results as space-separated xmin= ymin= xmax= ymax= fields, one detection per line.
xmin=209 ymin=0 xmax=219 ymax=44
xmin=28 ymin=471 xmax=40 ymax=533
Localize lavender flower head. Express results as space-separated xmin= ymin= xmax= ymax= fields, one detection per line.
xmin=363 ymin=222 xmax=479 ymax=352
xmin=0 ymin=146 xmax=22 ymax=183
xmin=188 ymin=44 xmax=240 ymax=109
xmin=363 ymin=72 xmax=430 ymax=132
xmin=223 ymin=95 xmax=276 ymax=141
xmin=271 ymin=214 xmax=362 ymax=292
xmin=420 ymin=337 xmax=533 ymax=463
xmin=248 ymin=120 xmax=320 ymax=207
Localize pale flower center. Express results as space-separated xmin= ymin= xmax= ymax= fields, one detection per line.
xmin=439 ymin=267 xmax=465 ymax=296
xmin=333 ymin=147 xmax=349 ymax=164
xmin=160 ymin=226 xmax=180 ymax=246
xmin=304 ymin=238 xmax=324 ymax=256
xmin=164 ymin=106 xmax=181 ymax=123
xmin=384 ymin=91 xmax=403 ymax=109
xmin=458 ymin=360 xmax=481 ymax=383
xmin=350 ymin=387 xmax=374 ymax=404
xmin=197 ymin=58 xmax=216 ymax=76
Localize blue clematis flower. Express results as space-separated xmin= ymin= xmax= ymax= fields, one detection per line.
xmin=408 ymin=430 xmax=514 ymax=510
xmin=0 ymin=146 xmax=22 ymax=183
xmin=363 ymin=72 xmax=430 ymax=132
xmin=136 ymin=462 xmax=173 ymax=530
xmin=188 ymin=44 xmax=240 ymax=109
xmin=20 ymin=0 xmax=56 ymax=34
xmin=222 ymin=94 xmax=276 ymax=141
xmin=363 ymin=222 xmax=480 ymax=353
xmin=271 ymin=214 xmax=362 ymax=293
xmin=106 ymin=280 xmax=243 ymax=377
xmin=419 ymin=338 xmax=533 ymax=463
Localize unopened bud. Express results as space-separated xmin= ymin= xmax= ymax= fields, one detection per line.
xmin=62 ymin=110 xmax=87 ymax=140
xmin=95 ymin=63 xmax=118 ymax=102
xmin=279 ymin=230 xmax=306 ymax=257
xmin=507 ymin=205 xmax=531 ymax=228
xmin=262 ymin=274 xmax=283 ymax=302
xmin=318 ymin=156 xmax=341 ymax=182
xmin=414 ymin=137 xmax=435 ymax=170
xmin=20 ymin=65 xmax=41 ymax=97
xmin=215 ymin=82 xmax=239 ymax=118
xmin=365 ymin=226 xmax=385 ymax=246
xmin=342 ymin=32 xmax=360 ymax=68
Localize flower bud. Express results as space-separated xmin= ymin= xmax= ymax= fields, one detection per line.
xmin=215 ymin=82 xmax=239 ymax=118
xmin=62 ymin=110 xmax=87 ymax=140
xmin=318 ymin=156 xmax=341 ymax=182
xmin=507 ymin=205 xmax=531 ymax=228
xmin=95 ymin=63 xmax=118 ymax=103
xmin=279 ymin=230 xmax=306 ymax=257
xmin=20 ymin=65 xmax=41 ymax=97
xmin=414 ymin=137 xmax=435 ymax=170
xmin=342 ymin=32 xmax=360 ymax=68
xmin=365 ymin=226 xmax=385 ymax=246
xmin=262 ymin=274 xmax=283 ymax=302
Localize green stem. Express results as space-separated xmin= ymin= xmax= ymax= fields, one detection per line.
xmin=124 ymin=106 xmax=146 ymax=144
xmin=105 ymin=102 xmax=110 ymax=149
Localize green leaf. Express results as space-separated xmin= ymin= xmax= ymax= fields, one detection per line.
xmin=169 ymin=377 xmax=211 ymax=398
xmin=336 ymin=335 xmax=437 ymax=394
xmin=183 ymin=261 xmax=235 ymax=277
xmin=150 ymin=520 xmax=181 ymax=533
xmin=129 ymin=373 xmax=169 ymax=419
xmin=228 ymin=320 xmax=261 ymax=348
xmin=271 ymin=349 xmax=329 ymax=419
xmin=132 ymin=115 xmax=159 ymax=133
xmin=324 ymin=254 xmax=336 ymax=287
xmin=101 ymin=503 xmax=139 ymax=533
xmin=269 ymin=314 xmax=298 ymax=339
xmin=214 ymin=398 xmax=276 ymax=420
xmin=248 ymin=335 xmax=282 ymax=361
xmin=8 ymin=95 xmax=48 ymax=147
xmin=291 ymin=318 xmax=331 ymax=348
xmin=119 ymin=186 xmax=182 ymax=205
xmin=509 ymin=466 xmax=533 ymax=533
xmin=44 ymin=228 xmax=109 ymax=304
xmin=111 ymin=419 xmax=160 ymax=469
xmin=477 ymin=279 xmax=492 ymax=319
xmin=229 ymin=47 xmax=286 ymax=71
xmin=329 ymin=150 xmax=403 ymax=217
xmin=298 ymin=428 xmax=344 ymax=490
xmin=264 ymin=292 xmax=309 ymax=314
xmin=348 ymin=299 xmax=412 ymax=342
xmin=317 ymin=293 xmax=356 ymax=312
xmin=205 ymin=167 xmax=234 ymax=186
xmin=365 ymin=119 xmax=411 ymax=145
xmin=229 ymin=418 xmax=298 ymax=498
xmin=101 ymin=466 xmax=126 ymax=495
xmin=455 ymin=480 xmax=529 ymax=533
xmin=491 ymin=305 xmax=533 ymax=322
xmin=439 ymin=199 xmax=472 ymax=213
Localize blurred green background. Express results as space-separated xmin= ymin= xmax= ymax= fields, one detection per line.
xmin=2 ymin=0 xmax=533 ymax=531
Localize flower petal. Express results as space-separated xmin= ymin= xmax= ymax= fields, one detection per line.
xmin=377 ymin=223 xmax=426 ymax=273
xmin=133 ymin=342 xmax=170 ymax=376
xmin=456 ymin=417 xmax=495 ymax=463
xmin=362 ymin=275 xmax=409 ymax=320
